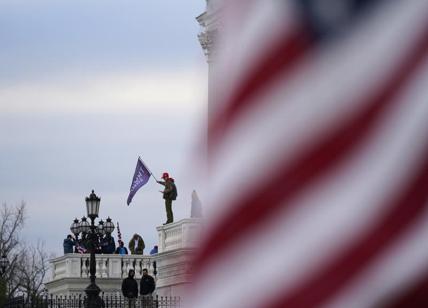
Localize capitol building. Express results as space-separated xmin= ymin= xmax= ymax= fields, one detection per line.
xmin=44 ymin=1 xmax=217 ymax=300
xmin=45 ymin=218 xmax=202 ymax=297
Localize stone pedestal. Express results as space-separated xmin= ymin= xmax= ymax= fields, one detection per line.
xmin=155 ymin=218 xmax=203 ymax=296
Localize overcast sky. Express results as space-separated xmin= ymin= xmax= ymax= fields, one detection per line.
xmin=0 ymin=0 xmax=207 ymax=256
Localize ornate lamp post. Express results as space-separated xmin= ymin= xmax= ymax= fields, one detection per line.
xmin=69 ymin=190 xmax=115 ymax=307
xmin=0 ymin=254 xmax=9 ymax=276
xmin=70 ymin=218 xmax=81 ymax=253
xmin=84 ymin=190 xmax=103 ymax=308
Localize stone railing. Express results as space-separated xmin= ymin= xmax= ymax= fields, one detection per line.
xmin=51 ymin=254 xmax=155 ymax=281
xmin=47 ymin=219 xmax=203 ymax=297
xmin=157 ymin=218 xmax=203 ymax=253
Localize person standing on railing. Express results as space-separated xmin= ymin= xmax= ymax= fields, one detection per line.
xmin=140 ymin=268 xmax=156 ymax=307
xmin=122 ymin=269 xmax=138 ymax=308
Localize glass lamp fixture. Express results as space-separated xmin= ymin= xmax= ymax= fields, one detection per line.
xmin=85 ymin=190 xmax=100 ymax=219
xmin=80 ymin=217 xmax=91 ymax=234
xmin=70 ymin=218 xmax=81 ymax=235
xmin=104 ymin=217 xmax=115 ymax=234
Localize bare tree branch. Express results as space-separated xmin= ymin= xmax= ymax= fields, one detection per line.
xmin=14 ymin=241 xmax=49 ymax=298
xmin=0 ymin=202 xmax=51 ymax=299
xmin=0 ymin=202 xmax=25 ymax=255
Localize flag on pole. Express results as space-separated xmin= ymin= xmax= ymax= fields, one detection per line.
xmin=116 ymin=221 xmax=122 ymax=243
xmin=127 ymin=157 xmax=151 ymax=205
xmin=190 ymin=1 xmax=428 ymax=307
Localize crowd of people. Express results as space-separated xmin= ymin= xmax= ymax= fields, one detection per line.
xmin=64 ymin=233 xmax=158 ymax=306
xmin=63 ymin=233 xmax=158 ymax=256
xmin=60 ymin=170 xmax=179 ymax=306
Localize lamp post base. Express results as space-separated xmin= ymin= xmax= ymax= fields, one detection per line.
xmin=84 ymin=282 xmax=103 ymax=308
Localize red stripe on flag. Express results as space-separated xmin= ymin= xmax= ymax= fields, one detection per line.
xmin=196 ymin=29 xmax=428 ymax=275
xmin=376 ymin=269 xmax=428 ymax=308
xmin=266 ymin=149 xmax=428 ymax=308
xmin=208 ymin=25 xmax=313 ymax=150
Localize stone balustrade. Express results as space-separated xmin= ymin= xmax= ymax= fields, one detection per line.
xmin=51 ymin=254 xmax=155 ymax=281
xmin=46 ymin=218 xmax=203 ymax=297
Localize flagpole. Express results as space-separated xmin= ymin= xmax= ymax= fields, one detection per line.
xmin=138 ymin=156 xmax=159 ymax=182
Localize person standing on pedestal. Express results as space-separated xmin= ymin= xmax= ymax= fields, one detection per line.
xmin=157 ymin=172 xmax=177 ymax=225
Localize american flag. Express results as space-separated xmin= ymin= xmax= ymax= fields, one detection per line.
xmin=190 ymin=0 xmax=428 ymax=307
xmin=74 ymin=238 xmax=87 ymax=254
xmin=70 ymin=234 xmax=87 ymax=254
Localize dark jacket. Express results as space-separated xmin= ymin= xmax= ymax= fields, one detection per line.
xmin=122 ymin=273 xmax=138 ymax=298
xmin=63 ymin=238 xmax=75 ymax=254
xmin=150 ymin=246 xmax=158 ymax=255
xmin=101 ymin=235 xmax=116 ymax=254
xmin=79 ymin=235 xmax=90 ymax=251
xmin=128 ymin=235 xmax=145 ymax=255
xmin=140 ymin=274 xmax=155 ymax=295
xmin=159 ymin=179 xmax=177 ymax=200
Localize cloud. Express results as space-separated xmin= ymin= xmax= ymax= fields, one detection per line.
xmin=0 ymin=68 xmax=207 ymax=114
xmin=0 ymin=0 xmax=206 ymax=82
xmin=0 ymin=0 xmax=207 ymax=257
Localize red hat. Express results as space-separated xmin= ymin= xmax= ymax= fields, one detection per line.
xmin=162 ymin=172 xmax=169 ymax=179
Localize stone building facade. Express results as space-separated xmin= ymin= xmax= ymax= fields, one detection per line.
xmin=45 ymin=218 xmax=202 ymax=297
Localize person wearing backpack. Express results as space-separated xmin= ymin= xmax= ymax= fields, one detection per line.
xmin=157 ymin=172 xmax=178 ymax=225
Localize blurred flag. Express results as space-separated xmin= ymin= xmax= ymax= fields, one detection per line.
xmin=75 ymin=242 xmax=87 ymax=254
xmin=127 ymin=157 xmax=152 ymax=205
xmin=190 ymin=0 xmax=428 ymax=307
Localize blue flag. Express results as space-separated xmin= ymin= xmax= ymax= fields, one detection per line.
xmin=127 ymin=157 xmax=151 ymax=205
